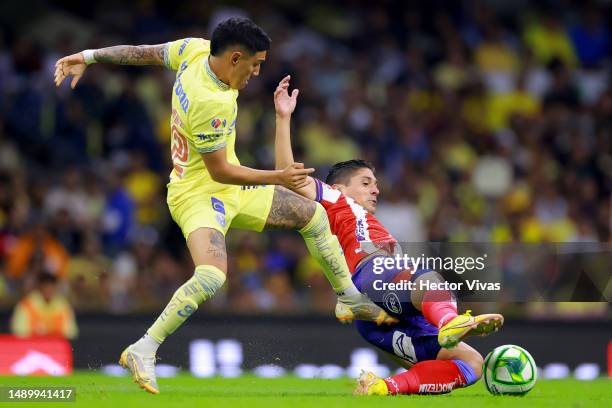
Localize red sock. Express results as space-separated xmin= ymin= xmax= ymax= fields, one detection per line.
xmin=384 ymin=360 xmax=466 ymax=395
xmin=421 ymin=289 xmax=458 ymax=328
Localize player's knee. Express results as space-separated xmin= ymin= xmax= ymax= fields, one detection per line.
xmin=267 ymin=186 xmax=317 ymax=230
xmin=297 ymin=198 xmax=318 ymax=230
xmin=193 ymin=265 xmax=226 ymax=301
xmin=311 ymin=202 xmax=327 ymax=224
xmin=188 ymin=228 xmax=228 ymax=271
xmin=302 ymin=196 xmax=318 ymax=220
xmin=299 ymin=202 xmax=328 ymax=235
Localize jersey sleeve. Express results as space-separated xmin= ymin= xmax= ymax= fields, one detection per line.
xmin=165 ymin=38 xmax=209 ymax=70
xmin=188 ymin=98 xmax=233 ymax=154
xmin=314 ymin=178 xmax=342 ymax=208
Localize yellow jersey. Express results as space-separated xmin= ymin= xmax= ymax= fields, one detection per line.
xmin=165 ymin=38 xmax=240 ymax=201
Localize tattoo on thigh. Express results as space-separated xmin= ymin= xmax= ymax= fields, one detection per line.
xmin=266 ymin=186 xmax=316 ymax=229
xmin=206 ymin=230 xmax=227 ymax=259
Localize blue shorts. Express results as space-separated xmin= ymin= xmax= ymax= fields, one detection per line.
xmin=352 ymin=255 xmax=440 ymax=364
xmin=352 ymin=255 xmax=432 ymax=319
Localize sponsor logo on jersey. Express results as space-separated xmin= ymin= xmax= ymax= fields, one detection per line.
xmin=198 ymin=133 xmax=222 ymax=143
xmin=211 ymin=118 xmax=222 ymax=128
xmin=383 ymin=291 xmax=402 ymax=314
xmin=211 ymin=197 xmax=225 ymax=214
xmin=178 ymin=38 xmax=192 ymax=55
xmin=174 ymin=75 xmax=190 ymax=113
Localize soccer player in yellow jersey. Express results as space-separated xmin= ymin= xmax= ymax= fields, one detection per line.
xmin=55 ymin=17 xmax=394 ymax=394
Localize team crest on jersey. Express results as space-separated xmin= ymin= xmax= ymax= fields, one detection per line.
xmin=383 ymin=291 xmax=402 ymax=315
xmin=211 ymin=118 xmax=223 ymax=129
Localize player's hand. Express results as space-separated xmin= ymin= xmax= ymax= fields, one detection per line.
xmin=274 ymin=75 xmax=299 ymax=119
xmin=54 ymin=52 xmax=87 ymax=89
xmin=279 ymin=162 xmax=314 ymax=190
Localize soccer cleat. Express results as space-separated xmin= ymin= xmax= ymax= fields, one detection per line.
xmin=354 ymin=370 xmax=389 ymax=396
xmin=438 ymin=310 xmax=504 ymax=349
xmin=335 ymin=295 xmax=399 ymax=325
xmin=119 ymin=345 xmax=160 ymax=394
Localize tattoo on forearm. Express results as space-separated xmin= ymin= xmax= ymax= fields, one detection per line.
xmin=94 ymin=45 xmax=166 ymax=66
xmin=207 ymin=230 xmax=227 ymax=260
xmin=266 ymin=186 xmax=316 ymax=229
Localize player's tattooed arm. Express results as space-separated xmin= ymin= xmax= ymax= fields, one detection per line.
xmin=94 ymin=44 xmax=168 ymax=66
xmin=266 ymin=186 xmax=316 ymax=230
xmin=55 ymin=43 xmax=169 ymax=88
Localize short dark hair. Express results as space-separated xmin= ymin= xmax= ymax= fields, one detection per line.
xmin=210 ymin=17 xmax=271 ymax=56
xmin=325 ymin=160 xmax=375 ymax=185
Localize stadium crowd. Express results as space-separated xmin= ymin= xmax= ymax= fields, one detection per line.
xmin=0 ymin=1 xmax=610 ymax=316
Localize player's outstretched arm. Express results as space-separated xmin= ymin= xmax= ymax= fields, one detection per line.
xmin=54 ymin=44 xmax=168 ymax=89
xmin=201 ymin=148 xmax=313 ymax=190
xmin=273 ymin=75 xmax=317 ymax=200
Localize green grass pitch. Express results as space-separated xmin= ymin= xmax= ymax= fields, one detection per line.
xmin=1 ymin=372 xmax=610 ymax=408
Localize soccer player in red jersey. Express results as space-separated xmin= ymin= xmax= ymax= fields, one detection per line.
xmin=273 ymin=76 xmax=504 ymax=396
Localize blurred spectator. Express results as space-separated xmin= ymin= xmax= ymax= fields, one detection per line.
xmin=7 ymin=217 xmax=69 ymax=282
xmin=101 ymin=170 xmax=135 ymax=255
xmin=124 ymin=151 xmax=163 ymax=226
xmin=524 ymin=14 xmax=577 ymax=67
xmin=67 ymin=234 xmax=111 ymax=310
xmin=569 ymin=7 xmax=610 ymax=68
xmin=375 ymin=184 xmax=425 ymax=242
xmin=44 ymin=168 xmax=89 ymax=225
xmin=10 ymin=272 xmax=78 ymax=339
xmin=295 ymin=255 xmax=335 ymax=313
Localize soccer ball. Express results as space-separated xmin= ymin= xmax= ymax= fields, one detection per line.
xmin=483 ymin=345 xmax=537 ymax=396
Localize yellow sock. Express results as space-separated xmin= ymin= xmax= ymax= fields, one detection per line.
xmin=147 ymin=265 xmax=225 ymax=343
xmin=299 ymin=203 xmax=356 ymax=296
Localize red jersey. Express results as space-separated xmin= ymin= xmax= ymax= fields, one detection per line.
xmin=314 ymin=178 xmax=397 ymax=273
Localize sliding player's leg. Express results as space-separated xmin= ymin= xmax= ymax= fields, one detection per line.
xmin=353 ymin=320 xmax=482 ymax=396
xmin=233 ymin=185 xmax=394 ymax=323
xmin=375 ymin=342 xmax=483 ymax=396
xmin=120 ymin=193 xmax=235 ymax=394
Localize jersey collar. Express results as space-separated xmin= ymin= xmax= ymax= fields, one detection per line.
xmin=205 ymin=58 xmax=230 ymax=91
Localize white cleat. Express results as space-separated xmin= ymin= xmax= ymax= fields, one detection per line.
xmin=119 ymin=345 xmax=160 ymax=394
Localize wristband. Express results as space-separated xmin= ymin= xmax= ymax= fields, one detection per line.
xmin=82 ymin=49 xmax=97 ymax=65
